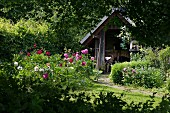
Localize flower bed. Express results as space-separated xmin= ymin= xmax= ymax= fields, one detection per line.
xmin=13 ymin=44 xmax=97 ymax=89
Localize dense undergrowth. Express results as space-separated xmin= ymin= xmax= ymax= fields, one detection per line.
xmin=1 ymin=72 xmax=170 ymax=113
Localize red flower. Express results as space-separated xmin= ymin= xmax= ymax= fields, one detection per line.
xmin=59 ymin=63 xmax=62 ymax=67
xmin=72 ymin=53 xmax=76 ymax=56
xmin=34 ymin=43 xmax=37 ymax=48
xmin=82 ymin=61 xmax=86 ymax=66
xmin=37 ymin=49 xmax=43 ymax=54
xmin=27 ymin=52 xmax=31 ymax=56
xmin=46 ymin=51 xmax=50 ymax=56
xmin=43 ymin=73 xmax=48 ymax=79
xmin=79 ymin=55 xmax=82 ymax=60
xmin=69 ymin=58 xmax=73 ymax=63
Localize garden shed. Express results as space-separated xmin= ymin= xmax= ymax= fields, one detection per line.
xmin=80 ymin=8 xmax=135 ymax=71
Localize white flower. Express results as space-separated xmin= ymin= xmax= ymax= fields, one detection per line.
xmin=47 ymin=66 xmax=50 ymax=69
xmin=34 ymin=66 xmax=39 ymax=72
xmin=69 ymin=67 xmax=74 ymax=69
xmin=17 ymin=66 xmax=23 ymax=70
xmin=14 ymin=62 xmax=18 ymax=66
xmin=39 ymin=68 xmax=44 ymax=72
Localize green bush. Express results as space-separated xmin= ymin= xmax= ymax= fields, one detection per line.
xmin=110 ymin=60 xmax=163 ymax=88
xmin=165 ymin=77 xmax=170 ymax=91
xmin=159 ymin=46 xmax=170 ymax=80
xmin=122 ymin=67 xmax=164 ymax=88
xmin=130 ymin=47 xmax=161 ymax=68
xmin=110 ymin=61 xmax=150 ymax=84
xmin=110 ymin=62 xmax=129 ymax=84
xmin=144 ymin=48 xmax=160 ymax=68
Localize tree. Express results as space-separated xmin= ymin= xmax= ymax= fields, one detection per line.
xmin=124 ymin=0 xmax=170 ymax=46
xmin=0 ymin=0 xmax=169 ymax=48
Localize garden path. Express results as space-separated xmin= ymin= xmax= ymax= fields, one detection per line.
xmin=97 ymin=74 xmax=162 ymax=97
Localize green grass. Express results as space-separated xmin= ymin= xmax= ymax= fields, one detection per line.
xmin=80 ymin=83 xmax=162 ymax=107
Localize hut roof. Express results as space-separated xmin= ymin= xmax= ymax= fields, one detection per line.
xmin=80 ymin=8 xmax=135 ymax=45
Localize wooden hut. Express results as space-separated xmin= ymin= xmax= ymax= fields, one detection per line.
xmin=80 ymin=9 xmax=135 ymax=71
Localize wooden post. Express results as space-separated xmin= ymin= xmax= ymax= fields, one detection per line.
xmin=100 ymin=29 xmax=105 ymax=67
xmin=95 ymin=38 xmax=99 ymax=69
xmin=96 ymin=29 xmax=105 ymax=70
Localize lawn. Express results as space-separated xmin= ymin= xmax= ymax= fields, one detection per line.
xmin=79 ymin=82 xmax=163 ymax=107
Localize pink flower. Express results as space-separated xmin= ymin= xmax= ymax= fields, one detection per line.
xmin=43 ymin=73 xmax=48 ymax=79
xmin=37 ymin=49 xmax=43 ymax=54
xmin=64 ymin=53 xmax=68 ymax=58
xmin=69 ymin=58 xmax=73 ymax=63
xmin=81 ymin=49 xmax=88 ymax=54
xmin=76 ymin=53 xmax=79 ymax=57
xmin=46 ymin=51 xmax=50 ymax=56
xmin=34 ymin=43 xmax=37 ymax=48
xmin=27 ymin=52 xmax=31 ymax=56
xmin=64 ymin=58 xmax=68 ymax=60
xmin=76 ymin=53 xmax=79 ymax=60
xmin=91 ymin=57 xmax=94 ymax=61
xmin=82 ymin=61 xmax=86 ymax=66
xmin=123 ymin=68 xmax=127 ymax=72
xmin=132 ymin=69 xmax=136 ymax=73
xmin=76 ymin=57 xmax=79 ymax=61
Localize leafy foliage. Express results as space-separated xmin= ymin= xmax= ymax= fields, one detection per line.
xmin=122 ymin=67 xmax=164 ymax=88
xmin=125 ymin=0 xmax=170 ymax=46
xmin=0 ymin=18 xmax=82 ymax=62
xmin=0 ymin=0 xmax=170 ymax=112
xmin=110 ymin=61 xmax=150 ymax=85
xmin=159 ymin=47 xmax=170 ymax=78
xmin=1 ymin=67 xmax=170 ymax=113
xmin=131 ymin=46 xmax=170 ymax=80
xmin=1 ymin=0 xmax=169 ymax=47
xmin=109 ymin=59 xmax=165 ymax=88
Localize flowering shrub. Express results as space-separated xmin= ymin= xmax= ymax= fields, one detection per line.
xmin=110 ymin=61 xmax=150 ymax=84
xmin=122 ymin=67 xmax=137 ymax=85
xmin=13 ymin=45 xmax=96 ymax=89
xmin=122 ymin=67 xmax=164 ymax=88
xmin=110 ymin=60 xmax=164 ymax=88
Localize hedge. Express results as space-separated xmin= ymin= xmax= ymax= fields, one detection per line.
xmin=109 ymin=61 xmax=150 ymax=84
